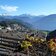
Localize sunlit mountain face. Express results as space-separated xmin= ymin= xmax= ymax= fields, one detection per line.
xmin=0 ymin=14 xmax=56 ymax=30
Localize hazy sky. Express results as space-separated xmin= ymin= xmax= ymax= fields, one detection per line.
xmin=0 ymin=0 xmax=56 ymax=15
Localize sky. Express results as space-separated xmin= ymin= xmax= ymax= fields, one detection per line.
xmin=0 ymin=0 xmax=56 ymax=16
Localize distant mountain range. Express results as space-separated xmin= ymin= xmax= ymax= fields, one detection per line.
xmin=33 ymin=14 xmax=56 ymax=30
xmin=0 ymin=14 xmax=56 ymax=30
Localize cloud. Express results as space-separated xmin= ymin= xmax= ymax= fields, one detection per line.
xmin=0 ymin=5 xmax=18 ymax=12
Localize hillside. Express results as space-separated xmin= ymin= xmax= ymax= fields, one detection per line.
xmin=0 ymin=18 xmax=33 ymax=30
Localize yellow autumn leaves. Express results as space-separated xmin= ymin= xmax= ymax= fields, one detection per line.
xmin=21 ymin=41 xmax=32 ymax=49
xmin=18 ymin=34 xmax=56 ymax=53
xmin=26 ymin=34 xmax=45 ymax=43
xmin=48 ymin=39 xmax=56 ymax=52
